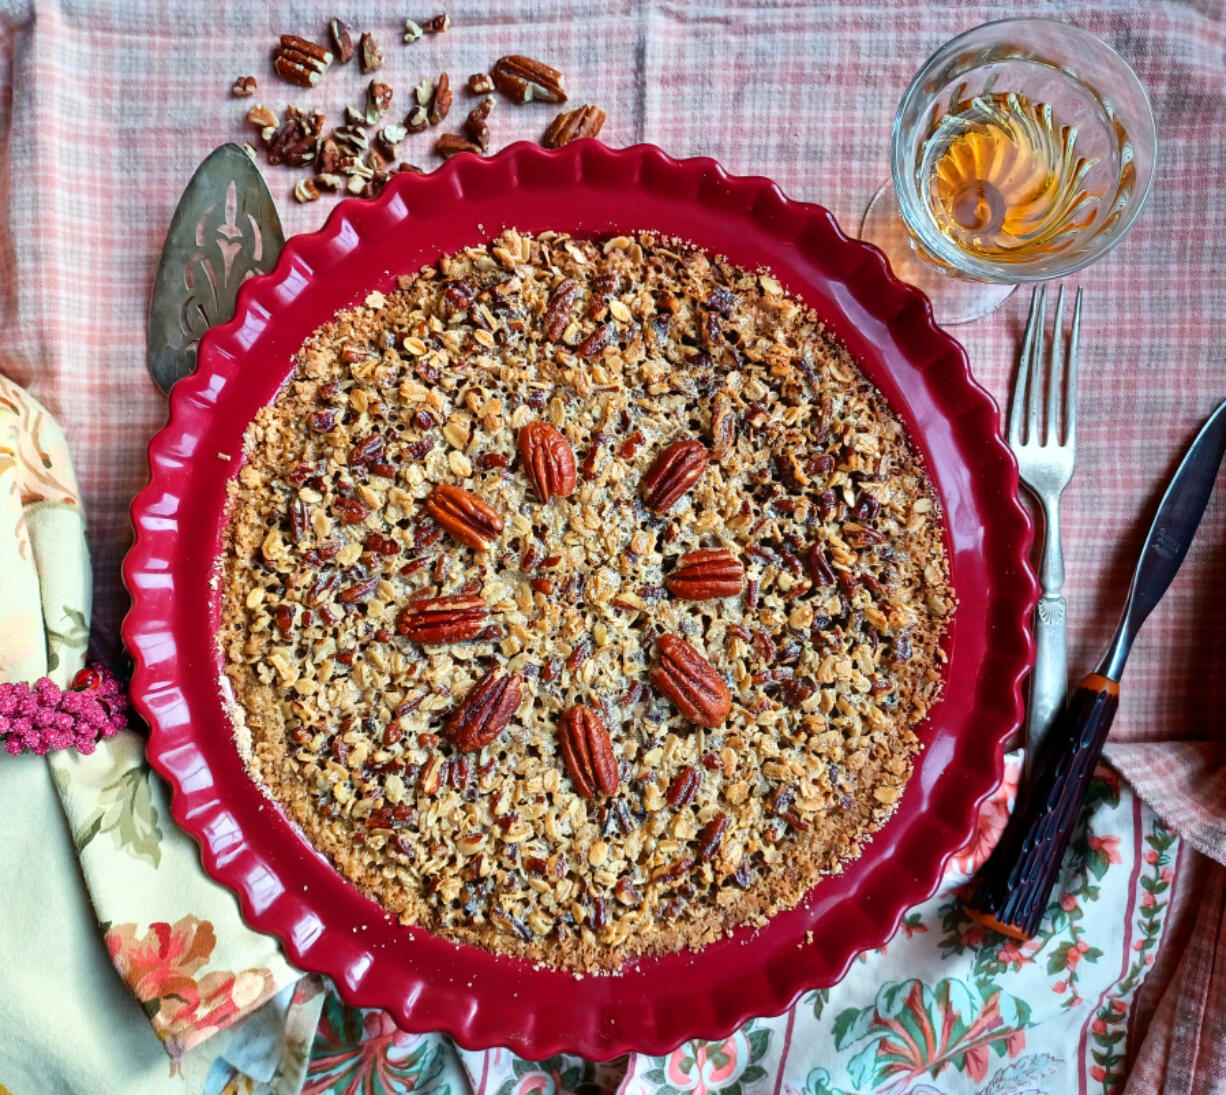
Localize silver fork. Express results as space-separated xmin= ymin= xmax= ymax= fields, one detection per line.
xmin=1009 ymin=284 xmax=1083 ymax=778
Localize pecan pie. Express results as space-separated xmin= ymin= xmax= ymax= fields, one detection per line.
xmin=219 ymin=230 xmax=953 ymax=972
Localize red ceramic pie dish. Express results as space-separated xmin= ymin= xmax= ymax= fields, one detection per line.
xmin=123 ymin=140 xmax=1035 ymax=1060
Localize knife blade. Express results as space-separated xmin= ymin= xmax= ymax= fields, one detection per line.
xmin=965 ymin=398 xmax=1226 ymax=939
xmin=1098 ymin=398 xmax=1226 ymax=680
xmin=146 ymin=143 xmax=284 ymax=394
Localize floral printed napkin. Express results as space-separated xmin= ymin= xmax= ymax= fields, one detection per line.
xmin=0 ymin=375 xmax=321 ymax=1095
xmin=0 ymin=373 xmax=1190 ymax=1095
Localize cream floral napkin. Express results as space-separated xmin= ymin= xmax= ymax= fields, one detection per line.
xmin=0 ymin=375 xmax=322 ymax=1095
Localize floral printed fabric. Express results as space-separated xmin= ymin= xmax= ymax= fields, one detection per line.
xmin=293 ymin=757 xmax=1181 ymax=1095
xmin=52 ymin=726 xmax=304 ymax=1059
xmin=0 ymin=375 xmax=320 ymax=1094
xmin=0 ymin=372 xmax=1188 ymax=1095
xmin=0 ymin=370 xmax=1187 ymax=1094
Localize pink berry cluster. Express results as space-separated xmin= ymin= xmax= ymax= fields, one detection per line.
xmin=0 ymin=665 xmax=128 ymax=756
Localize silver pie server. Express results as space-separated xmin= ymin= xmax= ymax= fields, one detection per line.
xmin=146 ymin=143 xmax=285 ymax=394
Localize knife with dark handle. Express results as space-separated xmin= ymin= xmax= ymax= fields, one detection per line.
xmin=146 ymin=144 xmax=284 ymax=394
xmin=965 ymin=398 xmax=1226 ymax=939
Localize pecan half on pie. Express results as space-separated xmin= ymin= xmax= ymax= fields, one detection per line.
xmin=220 ymin=230 xmax=953 ymax=972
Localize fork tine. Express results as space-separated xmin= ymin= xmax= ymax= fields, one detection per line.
xmin=1010 ymin=286 xmax=1043 ymax=445
xmin=1065 ymin=287 xmax=1083 ymax=447
xmin=1026 ymin=287 xmax=1047 ymax=445
xmin=1046 ymin=285 xmax=1066 ymax=446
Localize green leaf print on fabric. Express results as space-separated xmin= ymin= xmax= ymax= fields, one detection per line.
xmin=832 ymin=977 xmax=1028 ymax=1089
xmin=74 ymin=766 xmax=163 ymax=867
xmin=798 ymin=1067 xmax=840 ymax=1095
xmin=1085 ymin=819 xmax=1177 ymax=1093
xmin=808 ymin=989 xmax=830 ymax=1021
xmin=45 ymin=604 xmax=88 ymax=673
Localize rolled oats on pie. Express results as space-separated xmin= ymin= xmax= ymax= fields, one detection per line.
xmin=219 ymin=229 xmax=953 ymax=972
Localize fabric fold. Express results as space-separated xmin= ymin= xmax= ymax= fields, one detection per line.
xmin=0 ymin=375 xmax=301 ymax=1093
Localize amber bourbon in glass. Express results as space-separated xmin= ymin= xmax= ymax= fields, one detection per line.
xmin=862 ymin=19 xmax=1156 ymax=323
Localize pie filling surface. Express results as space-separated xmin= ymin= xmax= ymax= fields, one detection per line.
xmin=220 ymin=230 xmax=952 ymax=972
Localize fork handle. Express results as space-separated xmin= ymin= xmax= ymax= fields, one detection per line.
xmin=1026 ymin=593 xmax=1068 ymax=773
xmin=963 ymin=673 xmax=1119 ymax=939
xmin=1027 ymin=494 xmax=1069 ymax=778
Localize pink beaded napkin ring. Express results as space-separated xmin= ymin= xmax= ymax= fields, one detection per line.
xmin=0 ymin=665 xmax=128 ymax=756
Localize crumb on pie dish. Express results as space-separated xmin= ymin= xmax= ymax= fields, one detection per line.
xmin=219 ymin=230 xmax=953 ymax=973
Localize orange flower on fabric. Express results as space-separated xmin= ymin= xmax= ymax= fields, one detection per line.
xmin=1087 ymin=834 xmax=1123 ymax=864
xmin=947 ymin=756 xmax=1021 ymax=878
xmin=105 ymin=916 xmax=275 ymax=1056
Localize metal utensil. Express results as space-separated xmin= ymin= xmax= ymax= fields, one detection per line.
xmin=966 ymin=398 xmax=1226 ymax=939
xmin=146 ymin=143 xmax=284 ymax=394
xmin=1009 ymin=285 xmax=1082 ymax=776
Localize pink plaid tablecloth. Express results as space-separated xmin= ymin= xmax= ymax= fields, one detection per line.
xmin=0 ymin=1 xmax=1223 ymax=1091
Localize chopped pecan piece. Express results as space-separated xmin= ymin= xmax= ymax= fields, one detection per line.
xmin=435 ymin=132 xmax=483 ymax=158
xmin=441 ymin=279 xmax=474 ymax=317
xmin=395 ymin=592 xmax=488 ymax=643
xmin=557 ymin=705 xmax=619 ymax=798
xmin=575 ymin=321 xmax=616 ymax=358
xmin=779 ymin=676 xmax=816 ymax=708
xmin=518 ymin=421 xmax=577 ymax=502
xmin=490 ymin=55 xmax=567 ymax=104
xmin=424 ymin=484 xmax=504 ymax=549
xmin=338 ymin=576 xmax=379 ymax=603
xmin=421 ymin=13 xmax=450 ymax=33
xmin=293 ymin=178 xmax=320 ymax=203
xmin=328 ymin=18 xmax=354 ymax=64
xmin=697 ymin=813 xmax=729 ymax=861
xmin=542 ymin=104 xmax=606 ymax=148
xmin=467 ymin=72 xmax=494 ymax=94
xmin=651 ymin=855 xmax=695 ymax=882
xmin=542 ymin=278 xmax=579 ymax=340
xmin=287 ymin=497 xmax=308 ymax=542
xmin=367 ymin=80 xmax=394 ymax=120
xmin=805 ymin=542 xmax=836 ymax=586
xmin=665 ymin=548 xmax=744 ymax=599
xmin=710 ymin=391 xmax=737 ymax=461
xmin=348 ymin=433 xmax=384 ymax=467
xmin=428 ymin=72 xmax=452 ymax=125
xmin=445 ymin=668 xmax=523 ymax=752
xmin=245 ymin=103 xmax=278 ymax=129
xmin=406 ymin=105 xmax=429 ymax=134
xmin=375 ymin=124 xmax=407 ymax=160
xmin=463 ymin=96 xmax=494 ymax=150
xmin=640 ymin=439 xmax=709 ymax=513
xmin=650 ymin=634 xmax=731 ymax=728
xmin=358 ymin=32 xmax=382 ymax=73
xmin=332 ymin=496 xmax=371 ymax=524
xmin=614 ymin=876 xmax=642 ymax=906
xmin=265 ymin=110 xmax=321 ymax=167
xmin=775 ymin=450 xmax=808 ymax=492
xmin=232 ymin=75 xmax=257 ymax=97
xmin=666 ymin=765 xmax=701 ymax=807
xmin=274 ymin=34 xmax=332 ymax=87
